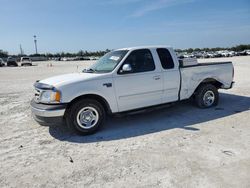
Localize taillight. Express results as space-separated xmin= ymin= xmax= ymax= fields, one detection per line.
xmin=232 ymin=66 xmax=234 ymax=79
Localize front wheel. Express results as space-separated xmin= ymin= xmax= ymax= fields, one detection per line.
xmin=66 ymin=99 xmax=106 ymax=135
xmin=194 ymin=84 xmax=219 ymax=108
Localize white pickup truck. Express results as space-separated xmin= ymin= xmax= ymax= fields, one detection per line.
xmin=31 ymin=46 xmax=234 ymax=135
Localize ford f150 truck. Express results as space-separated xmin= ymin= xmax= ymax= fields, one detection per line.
xmin=31 ymin=46 xmax=234 ymax=135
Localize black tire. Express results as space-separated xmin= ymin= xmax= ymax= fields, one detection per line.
xmin=194 ymin=84 xmax=219 ymax=108
xmin=65 ymin=99 xmax=106 ymax=135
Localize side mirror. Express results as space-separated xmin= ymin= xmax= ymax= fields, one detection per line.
xmin=121 ymin=64 xmax=132 ymax=73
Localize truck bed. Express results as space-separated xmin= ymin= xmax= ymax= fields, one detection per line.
xmin=179 ymin=60 xmax=232 ymax=68
xmin=179 ymin=61 xmax=233 ymax=100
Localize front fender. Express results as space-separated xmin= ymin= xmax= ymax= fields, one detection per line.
xmin=58 ymin=79 xmax=119 ymax=113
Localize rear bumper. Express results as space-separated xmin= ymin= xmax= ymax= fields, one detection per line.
xmin=21 ymin=63 xmax=32 ymax=66
xmin=7 ymin=62 xmax=18 ymax=66
xmin=30 ymin=99 xmax=67 ymax=123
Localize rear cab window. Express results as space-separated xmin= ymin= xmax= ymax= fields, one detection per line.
xmin=156 ymin=48 xmax=174 ymax=69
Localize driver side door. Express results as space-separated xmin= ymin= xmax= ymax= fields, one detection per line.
xmin=113 ymin=49 xmax=163 ymax=112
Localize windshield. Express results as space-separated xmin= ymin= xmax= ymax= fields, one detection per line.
xmin=85 ymin=50 xmax=128 ymax=73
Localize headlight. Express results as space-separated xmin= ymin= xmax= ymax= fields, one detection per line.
xmin=40 ymin=90 xmax=61 ymax=103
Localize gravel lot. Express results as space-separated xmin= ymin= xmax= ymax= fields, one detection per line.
xmin=0 ymin=56 xmax=250 ymax=188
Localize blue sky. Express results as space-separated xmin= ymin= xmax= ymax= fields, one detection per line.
xmin=0 ymin=0 xmax=250 ymax=54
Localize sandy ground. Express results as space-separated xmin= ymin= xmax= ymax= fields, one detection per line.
xmin=0 ymin=56 xmax=250 ymax=188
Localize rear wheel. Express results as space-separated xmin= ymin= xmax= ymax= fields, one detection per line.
xmin=66 ymin=99 xmax=105 ymax=135
xmin=194 ymin=84 xmax=219 ymax=108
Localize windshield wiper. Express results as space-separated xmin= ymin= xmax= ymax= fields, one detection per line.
xmin=83 ymin=68 xmax=96 ymax=73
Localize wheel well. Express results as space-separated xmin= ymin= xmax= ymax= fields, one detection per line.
xmin=194 ymin=78 xmax=223 ymax=94
xmin=66 ymin=94 xmax=112 ymax=115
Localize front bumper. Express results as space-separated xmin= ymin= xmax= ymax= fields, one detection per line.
xmin=31 ymin=99 xmax=67 ymax=123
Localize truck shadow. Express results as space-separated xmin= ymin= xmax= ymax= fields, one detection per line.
xmin=49 ymin=93 xmax=250 ymax=143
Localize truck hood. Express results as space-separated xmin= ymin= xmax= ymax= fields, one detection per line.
xmin=39 ymin=73 xmax=105 ymax=88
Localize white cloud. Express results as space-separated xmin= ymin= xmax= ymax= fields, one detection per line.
xmin=130 ymin=0 xmax=195 ymax=17
xmin=99 ymin=0 xmax=145 ymax=5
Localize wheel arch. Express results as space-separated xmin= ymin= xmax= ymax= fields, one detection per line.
xmin=194 ymin=78 xmax=223 ymax=94
xmin=65 ymin=94 xmax=112 ymax=116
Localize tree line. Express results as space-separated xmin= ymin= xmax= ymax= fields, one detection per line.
xmin=0 ymin=49 xmax=111 ymax=58
xmin=29 ymin=49 xmax=111 ymax=58
xmin=0 ymin=50 xmax=8 ymax=58
xmin=175 ymin=44 xmax=250 ymax=53
xmin=1 ymin=44 xmax=250 ymax=58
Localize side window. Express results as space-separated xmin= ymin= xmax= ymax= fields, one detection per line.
xmin=120 ymin=49 xmax=155 ymax=74
xmin=157 ymin=48 xmax=174 ymax=69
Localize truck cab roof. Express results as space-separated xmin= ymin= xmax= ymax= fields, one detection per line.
xmin=116 ymin=45 xmax=172 ymax=51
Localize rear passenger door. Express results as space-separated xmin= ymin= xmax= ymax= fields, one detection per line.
xmin=114 ymin=49 xmax=163 ymax=112
xmin=157 ymin=48 xmax=180 ymax=103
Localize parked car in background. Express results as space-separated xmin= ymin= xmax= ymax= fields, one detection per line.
xmin=192 ymin=52 xmax=203 ymax=58
xmin=21 ymin=57 xmax=32 ymax=66
xmin=183 ymin=53 xmax=194 ymax=58
xmin=0 ymin=58 xmax=5 ymax=67
xmin=7 ymin=57 xmax=18 ymax=67
xmin=202 ymin=52 xmax=210 ymax=58
xmin=218 ymin=50 xmax=234 ymax=57
xmin=62 ymin=57 xmax=68 ymax=61
xmin=54 ymin=57 xmax=61 ymax=61
xmin=228 ymin=51 xmax=235 ymax=57
xmin=206 ymin=52 xmax=215 ymax=58
xmin=246 ymin=50 xmax=250 ymax=55
xmin=239 ymin=51 xmax=247 ymax=56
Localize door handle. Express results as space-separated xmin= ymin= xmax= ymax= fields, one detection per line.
xmin=153 ymin=75 xmax=161 ymax=80
xmin=103 ymin=83 xmax=112 ymax=87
